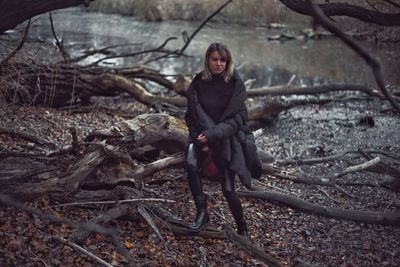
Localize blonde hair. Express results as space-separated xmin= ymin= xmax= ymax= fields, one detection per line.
xmin=202 ymin=42 xmax=234 ymax=82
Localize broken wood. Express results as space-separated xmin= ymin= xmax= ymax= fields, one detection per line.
xmin=238 ymin=190 xmax=400 ymax=225
xmin=247 ymin=83 xmax=384 ymax=98
xmin=224 ymin=225 xmax=283 ymax=267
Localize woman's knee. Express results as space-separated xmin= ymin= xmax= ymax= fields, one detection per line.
xmin=221 ymin=181 xmax=236 ymax=199
xmin=185 ymin=143 xmax=198 ymax=173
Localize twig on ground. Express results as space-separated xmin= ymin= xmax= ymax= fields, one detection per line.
xmin=0 ymin=193 xmax=133 ymax=264
xmin=334 ymin=185 xmax=356 ymax=199
xmin=53 ymin=236 xmax=113 ymax=267
xmin=254 ymin=180 xmax=295 ymax=195
xmin=313 ymin=185 xmax=340 ymax=204
xmin=52 ymin=197 xmax=175 ymax=208
xmin=223 ymin=224 xmax=283 ymax=267
xmin=334 ymin=157 xmax=380 ymax=178
xmin=138 ymin=203 xmax=165 ymax=243
xmin=212 ymin=209 xmax=230 ymax=223
xmin=0 ymin=126 xmax=57 ymax=149
xmin=28 ymin=245 xmax=50 ymax=267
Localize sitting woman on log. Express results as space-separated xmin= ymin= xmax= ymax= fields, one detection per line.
xmin=184 ymin=42 xmax=261 ymax=238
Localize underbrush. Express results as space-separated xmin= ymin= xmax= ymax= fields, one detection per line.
xmin=87 ymin=0 xmax=287 ymax=25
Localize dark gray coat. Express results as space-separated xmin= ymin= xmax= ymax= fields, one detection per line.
xmin=185 ymin=70 xmax=261 ymax=188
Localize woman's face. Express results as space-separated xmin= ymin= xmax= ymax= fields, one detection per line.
xmin=208 ymin=51 xmax=227 ymax=75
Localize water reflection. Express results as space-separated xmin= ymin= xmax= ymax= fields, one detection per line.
xmin=29 ymin=8 xmax=400 ymax=87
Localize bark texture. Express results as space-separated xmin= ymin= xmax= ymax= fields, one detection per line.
xmin=0 ymin=0 xmax=90 ymax=34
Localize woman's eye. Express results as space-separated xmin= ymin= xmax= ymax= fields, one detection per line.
xmin=211 ymin=58 xmax=226 ymax=62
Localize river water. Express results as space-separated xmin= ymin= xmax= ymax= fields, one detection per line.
xmin=28 ymin=8 xmax=400 ymax=88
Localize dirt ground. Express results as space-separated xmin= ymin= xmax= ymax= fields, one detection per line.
xmin=1 ymin=94 xmax=399 ymax=266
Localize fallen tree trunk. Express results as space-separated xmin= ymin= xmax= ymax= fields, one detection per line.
xmin=0 ymin=143 xmax=183 ymax=202
xmin=238 ymin=190 xmax=400 ymax=225
xmin=0 ymin=0 xmax=92 ymax=34
xmin=1 ymin=61 xmax=387 ymax=122
xmin=0 ymin=62 xmax=181 ymax=107
xmin=247 ymin=84 xmax=384 ymax=98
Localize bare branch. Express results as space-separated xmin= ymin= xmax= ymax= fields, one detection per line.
xmin=365 ymin=0 xmax=381 ymax=12
xmin=0 ymin=193 xmax=133 ymax=263
xmin=0 ymin=0 xmax=90 ymax=34
xmin=0 ymin=19 xmax=30 ymax=64
xmin=66 ymin=43 xmax=143 ymax=64
xmin=383 ymin=0 xmax=400 ymax=9
xmin=52 ymin=197 xmax=175 ymax=208
xmin=138 ymin=204 xmax=165 ymax=243
xmin=223 ymin=224 xmax=284 ymax=267
xmin=180 ymin=0 xmax=233 ymax=53
xmin=335 ymin=157 xmax=380 ymax=178
xmin=0 ymin=126 xmax=57 ymax=149
xmin=305 ymin=0 xmax=400 ymax=113
xmin=53 ymin=236 xmax=114 ymax=267
xmin=91 ymin=37 xmax=179 ymax=66
xmin=49 ymin=12 xmax=69 ymax=63
xmin=278 ymin=0 xmax=400 ymax=26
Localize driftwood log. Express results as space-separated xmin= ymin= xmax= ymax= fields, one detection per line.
xmin=1 ymin=112 xmax=399 ymax=226
xmin=1 ymin=61 xmax=387 ymax=125
xmin=0 ymin=114 xmax=187 ymax=202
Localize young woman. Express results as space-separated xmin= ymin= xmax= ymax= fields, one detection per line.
xmin=184 ymin=42 xmax=261 ymax=238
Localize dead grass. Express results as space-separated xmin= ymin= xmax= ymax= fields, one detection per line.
xmin=88 ymin=0 xmax=286 ymax=24
xmin=87 ymin=0 xmax=400 ymax=42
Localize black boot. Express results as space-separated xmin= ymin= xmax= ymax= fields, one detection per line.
xmin=237 ymin=220 xmax=250 ymax=239
xmin=186 ymin=143 xmax=209 ymax=232
xmin=188 ymin=194 xmax=209 ymax=232
xmin=222 ymin=170 xmax=250 ymax=239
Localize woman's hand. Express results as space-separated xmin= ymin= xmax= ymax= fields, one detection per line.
xmin=197 ymin=133 xmax=208 ymax=144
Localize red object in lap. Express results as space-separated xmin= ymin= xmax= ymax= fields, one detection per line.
xmin=203 ymin=160 xmax=218 ymax=177
xmin=201 ymin=146 xmax=218 ymax=178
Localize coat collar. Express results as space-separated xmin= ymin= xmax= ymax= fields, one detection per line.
xmin=190 ymin=70 xmax=246 ymax=123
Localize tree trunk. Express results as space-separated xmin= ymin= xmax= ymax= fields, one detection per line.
xmin=238 ymin=190 xmax=400 ymax=225
xmin=0 ymin=0 xmax=91 ymax=34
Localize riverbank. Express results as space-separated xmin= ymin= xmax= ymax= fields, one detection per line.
xmin=86 ymin=0 xmax=289 ymax=26
xmin=1 ymin=93 xmax=399 ymax=266
xmin=86 ymin=0 xmax=400 ymax=42
xmin=4 ymin=7 xmax=399 ymax=89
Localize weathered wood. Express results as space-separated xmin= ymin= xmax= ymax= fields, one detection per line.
xmin=238 ymin=190 xmax=400 ymax=225
xmin=247 ymin=84 xmax=383 ymax=98
xmin=0 ymin=126 xmax=57 ymax=149
xmin=70 ymin=204 xmax=136 ymax=243
xmin=95 ymin=73 xmax=187 ymax=107
xmin=0 ymin=62 xmax=186 ymax=107
xmin=0 ymin=0 xmax=90 ymax=34
xmin=277 ymin=0 xmax=400 ymax=26
xmin=85 ymin=113 xmax=189 ymax=153
xmin=224 ymin=225 xmax=283 ymax=267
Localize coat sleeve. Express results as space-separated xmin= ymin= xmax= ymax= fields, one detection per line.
xmin=202 ymin=103 xmax=247 ymax=143
xmin=184 ymin=83 xmax=200 ymax=144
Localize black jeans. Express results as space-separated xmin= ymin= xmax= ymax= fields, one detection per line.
xmin=186 ymin=143 xmax=245 ymax=223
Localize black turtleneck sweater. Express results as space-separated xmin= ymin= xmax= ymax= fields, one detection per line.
xmin=197 ymin=74 xmax=234 ymax=123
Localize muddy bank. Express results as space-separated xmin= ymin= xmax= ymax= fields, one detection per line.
xmin=1 ymin=92 xmax=399 ymax=266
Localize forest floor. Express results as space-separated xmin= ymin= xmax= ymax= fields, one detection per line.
xmin=0 ymin=94 xmax=399 ymax=267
